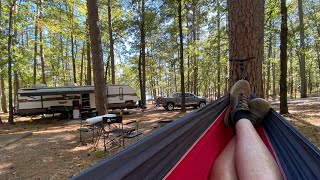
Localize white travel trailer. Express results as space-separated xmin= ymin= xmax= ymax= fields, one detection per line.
xmin=17 ymin=84 xmax=138 ymax=116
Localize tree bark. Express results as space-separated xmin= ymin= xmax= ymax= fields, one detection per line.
xmin=1 ymin=73 xmax=7 ymax=113
xmin=138 ymin=52 xmax=143 ymax=106
xmin=186 ymin=20 xmax=190 ymax=93
xmin=289 ymin=44 xmax=293 ymax=98
xmin=178 ymin=0 xmax=186 ymax=112
xmin=266 ymin=19 xmax=273 ymax=99
xmin=70 ymin=29 xmax=76 ymax=82
xmin=60 ymin=34 xmax=66 ymax=83
xmin=308 ymin=68 xmax=312 ymax=95
xmin=71 ymin=35 xmax=77 ymax=83
xmin=39 ymin=0 xmax=46 ymax=85
xmin=224 ymin=65 xmax=228 ymax=95
xmin=217 ymin=0 xmax=221 ymax=98
xmin=39 ymin=30 xmax=46 ymax=84
xmin=65 ymin=36 xmax=70 ymax=82
xmin=86 ymin=20 xmax=92 ymax=85
xmin=0 ymin=0 xmax=7 ymax=113
xmin=272 ymin=61 xmax=276 ymax=99
xmin=80 ymin=43 xmax=85 ymax=86
xmin=280 ymin=0 xmax=288 ymax=114
xmin=298 ymin=0 xmax=307 ymax=98
xmin=315 ymin=42 xmax=320 ymax=77
xmin=33 ymin=0 xmax=39 ymax=85
xmin=227 ymin=0 xmax=264 ymax=97
xmin=87 ymin=0 xmax=107 ymax=115
xmin=140 ymin=0 xmax=146 ymax=108
xmin=192 ymin=2 xmax=198 ymax=95
xmin=69 ymin=2 xmax=77 ymax=84
xmin=14 ymin=71 xmax=19 ymax=108
xmin=108 ymin=0 xmax=115 ymax=84
xmin=173 ymin=59 xmax=177 ymax=92
xmin=8 ymin=0 xmax=17 ymax=124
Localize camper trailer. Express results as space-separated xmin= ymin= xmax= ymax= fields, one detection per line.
xmin=17 ymin=84 xmax=138 ymax=116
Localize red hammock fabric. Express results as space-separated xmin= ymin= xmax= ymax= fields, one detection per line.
xmin=165 ymin=109 xmax=233 ymax=179
xmin=165 ymin=109 xmax=281 ymax=180
xmin=72 ymin=96 xmax=320 ymax=180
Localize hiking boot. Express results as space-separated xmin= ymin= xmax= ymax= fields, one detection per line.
xmin=224 ymin=80 xmax=251 ymax=127
xmin=248 ymin=98 xmax=271 ymax=126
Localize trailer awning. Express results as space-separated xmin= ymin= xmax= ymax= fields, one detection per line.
xmin=19 ymin=88 xmax=94 ymax=96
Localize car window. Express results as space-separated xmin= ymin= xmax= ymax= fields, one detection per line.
xmin=185 ymin=93 xmax=190 ymax=97
xmin=190 ymin=94 xmax=195 ymax=98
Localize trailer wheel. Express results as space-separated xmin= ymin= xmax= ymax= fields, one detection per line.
xmin=167 ymin=103 xmax=174 ymax=111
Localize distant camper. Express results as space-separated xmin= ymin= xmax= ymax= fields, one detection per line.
xmin=17 ymin=83 xmax=138 ymax=116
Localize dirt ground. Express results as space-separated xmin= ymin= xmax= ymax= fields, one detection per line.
xmin=0 ymin=98 xmax=319 ymax=179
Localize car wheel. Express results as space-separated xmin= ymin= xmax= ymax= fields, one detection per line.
xmin=167 ymin=103 xmax=174 ymax=111
xmin=199 ymin=102 xmax=206 ymax=108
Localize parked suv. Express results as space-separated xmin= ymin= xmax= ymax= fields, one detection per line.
xmin=157 ymin=92 xmax=207 ymax=111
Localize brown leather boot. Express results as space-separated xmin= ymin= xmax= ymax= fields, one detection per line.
xmin=248 ymin=98 xmax=271 ymax=126
xmin=224 ymin=80 xmax=251 ymax=127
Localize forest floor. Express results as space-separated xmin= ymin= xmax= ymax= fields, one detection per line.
xmin=0 ymin=97 xmax=319 ymax=179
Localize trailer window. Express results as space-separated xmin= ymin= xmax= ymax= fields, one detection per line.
xmin=119 ymin=87 xmax=124 ymax=100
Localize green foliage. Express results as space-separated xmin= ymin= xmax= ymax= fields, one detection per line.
xmin=95 ymin=150 xmax=103 ymax=158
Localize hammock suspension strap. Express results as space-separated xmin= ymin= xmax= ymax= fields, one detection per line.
xmin=229 ymin=57 xmax=255 ymax=80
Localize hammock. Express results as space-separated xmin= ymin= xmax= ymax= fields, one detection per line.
xmin=72 ymin=95 xmax=320 ymax=180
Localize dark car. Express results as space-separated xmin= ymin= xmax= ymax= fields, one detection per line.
xmin=157 ymin=92 xmax=207 ymax=111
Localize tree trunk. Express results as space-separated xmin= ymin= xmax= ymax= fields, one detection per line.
xmin=298 ymin=0 xmax=307 ymax=98
xmin=105 ymin=56 xmax=110 ymax=83
xmin=224 ymin=65 xmax=228 ymax=95
xmin=71 ymin=34 xmax=77 ymax=83
xmin=108 ymin=0 xmax=115 ymax=84
xmin=1 ymin=73 xmax=7 ymax=113
xmin=8 ymin=0 xmax=17 ymax=124
xmin=192 ymin=2 xmax=197 ymax=95
xmin=0 ymin=0 xmax=7 ymax=113
xmin=186 ymin=20 xmax=190 ymax=93
xmin=140 ymin=0 xmax=146 ymax=108
xmin=80 ymin=43 xmax=85 ymax=86
xmin=216 ymin=0 xmax=221 ymax=98
xmin=39 ymin=0 xmax=46 ymax=85
xmin=289 ymin=44 xmax=293 ymax=98
xmin=87 ymin=0 xmax=107 ymax=115
xmin=272 ymin=61 xmax=276 ymax=99
xmin=14 ymin=71 xmax=19 ymax=108
xmin=33 ymin=0 xmax=39 ymax=85
xmin=60 ymin=34 xmax=65 ymax=84
xmin=69 ymin=2 xmax=77 ymax=84
xmin=308 ymin=68 xmax=312 ymax=95
xmin=315 ymin=42 xmax=320 ymax=77
xmin=65 ymin=36 xmax=70 ymax=82
xmin=40 ymin=30 xmax=46 ymax=84
xmin=86 ymin=21 xmax=92 ymax=85
xmin=227 ymin=0 xmax=264 ymax=97
xmin=173 ymin=60 xmax=177 ymax=92
xmin=138 ymin=52 xmax=143 ymax=106
xmin=178 ymin=0 xmax=186 ymax=112
xmin=266 ymin=20 xmax=273 ymax=99
xmin=280 ymin=0 xmax=288 ymax=114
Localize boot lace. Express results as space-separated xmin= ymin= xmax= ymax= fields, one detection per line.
xmin=237 ymin=93 xmax=249 ymax=110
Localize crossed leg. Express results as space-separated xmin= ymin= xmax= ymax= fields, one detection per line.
xmin=210 ymin=137 xmax=237 ymax=180
xmin=210 ymin=119 xmax=282 ymax=180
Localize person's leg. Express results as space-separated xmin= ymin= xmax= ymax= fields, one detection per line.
xmin=234 ymin=119 xmax=282 ymax=180
xmin=210 ymin=137 xmax=238 ymax=180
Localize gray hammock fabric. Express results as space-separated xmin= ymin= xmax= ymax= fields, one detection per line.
xmin=72 ymin=95 xmax=320 ymax=180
